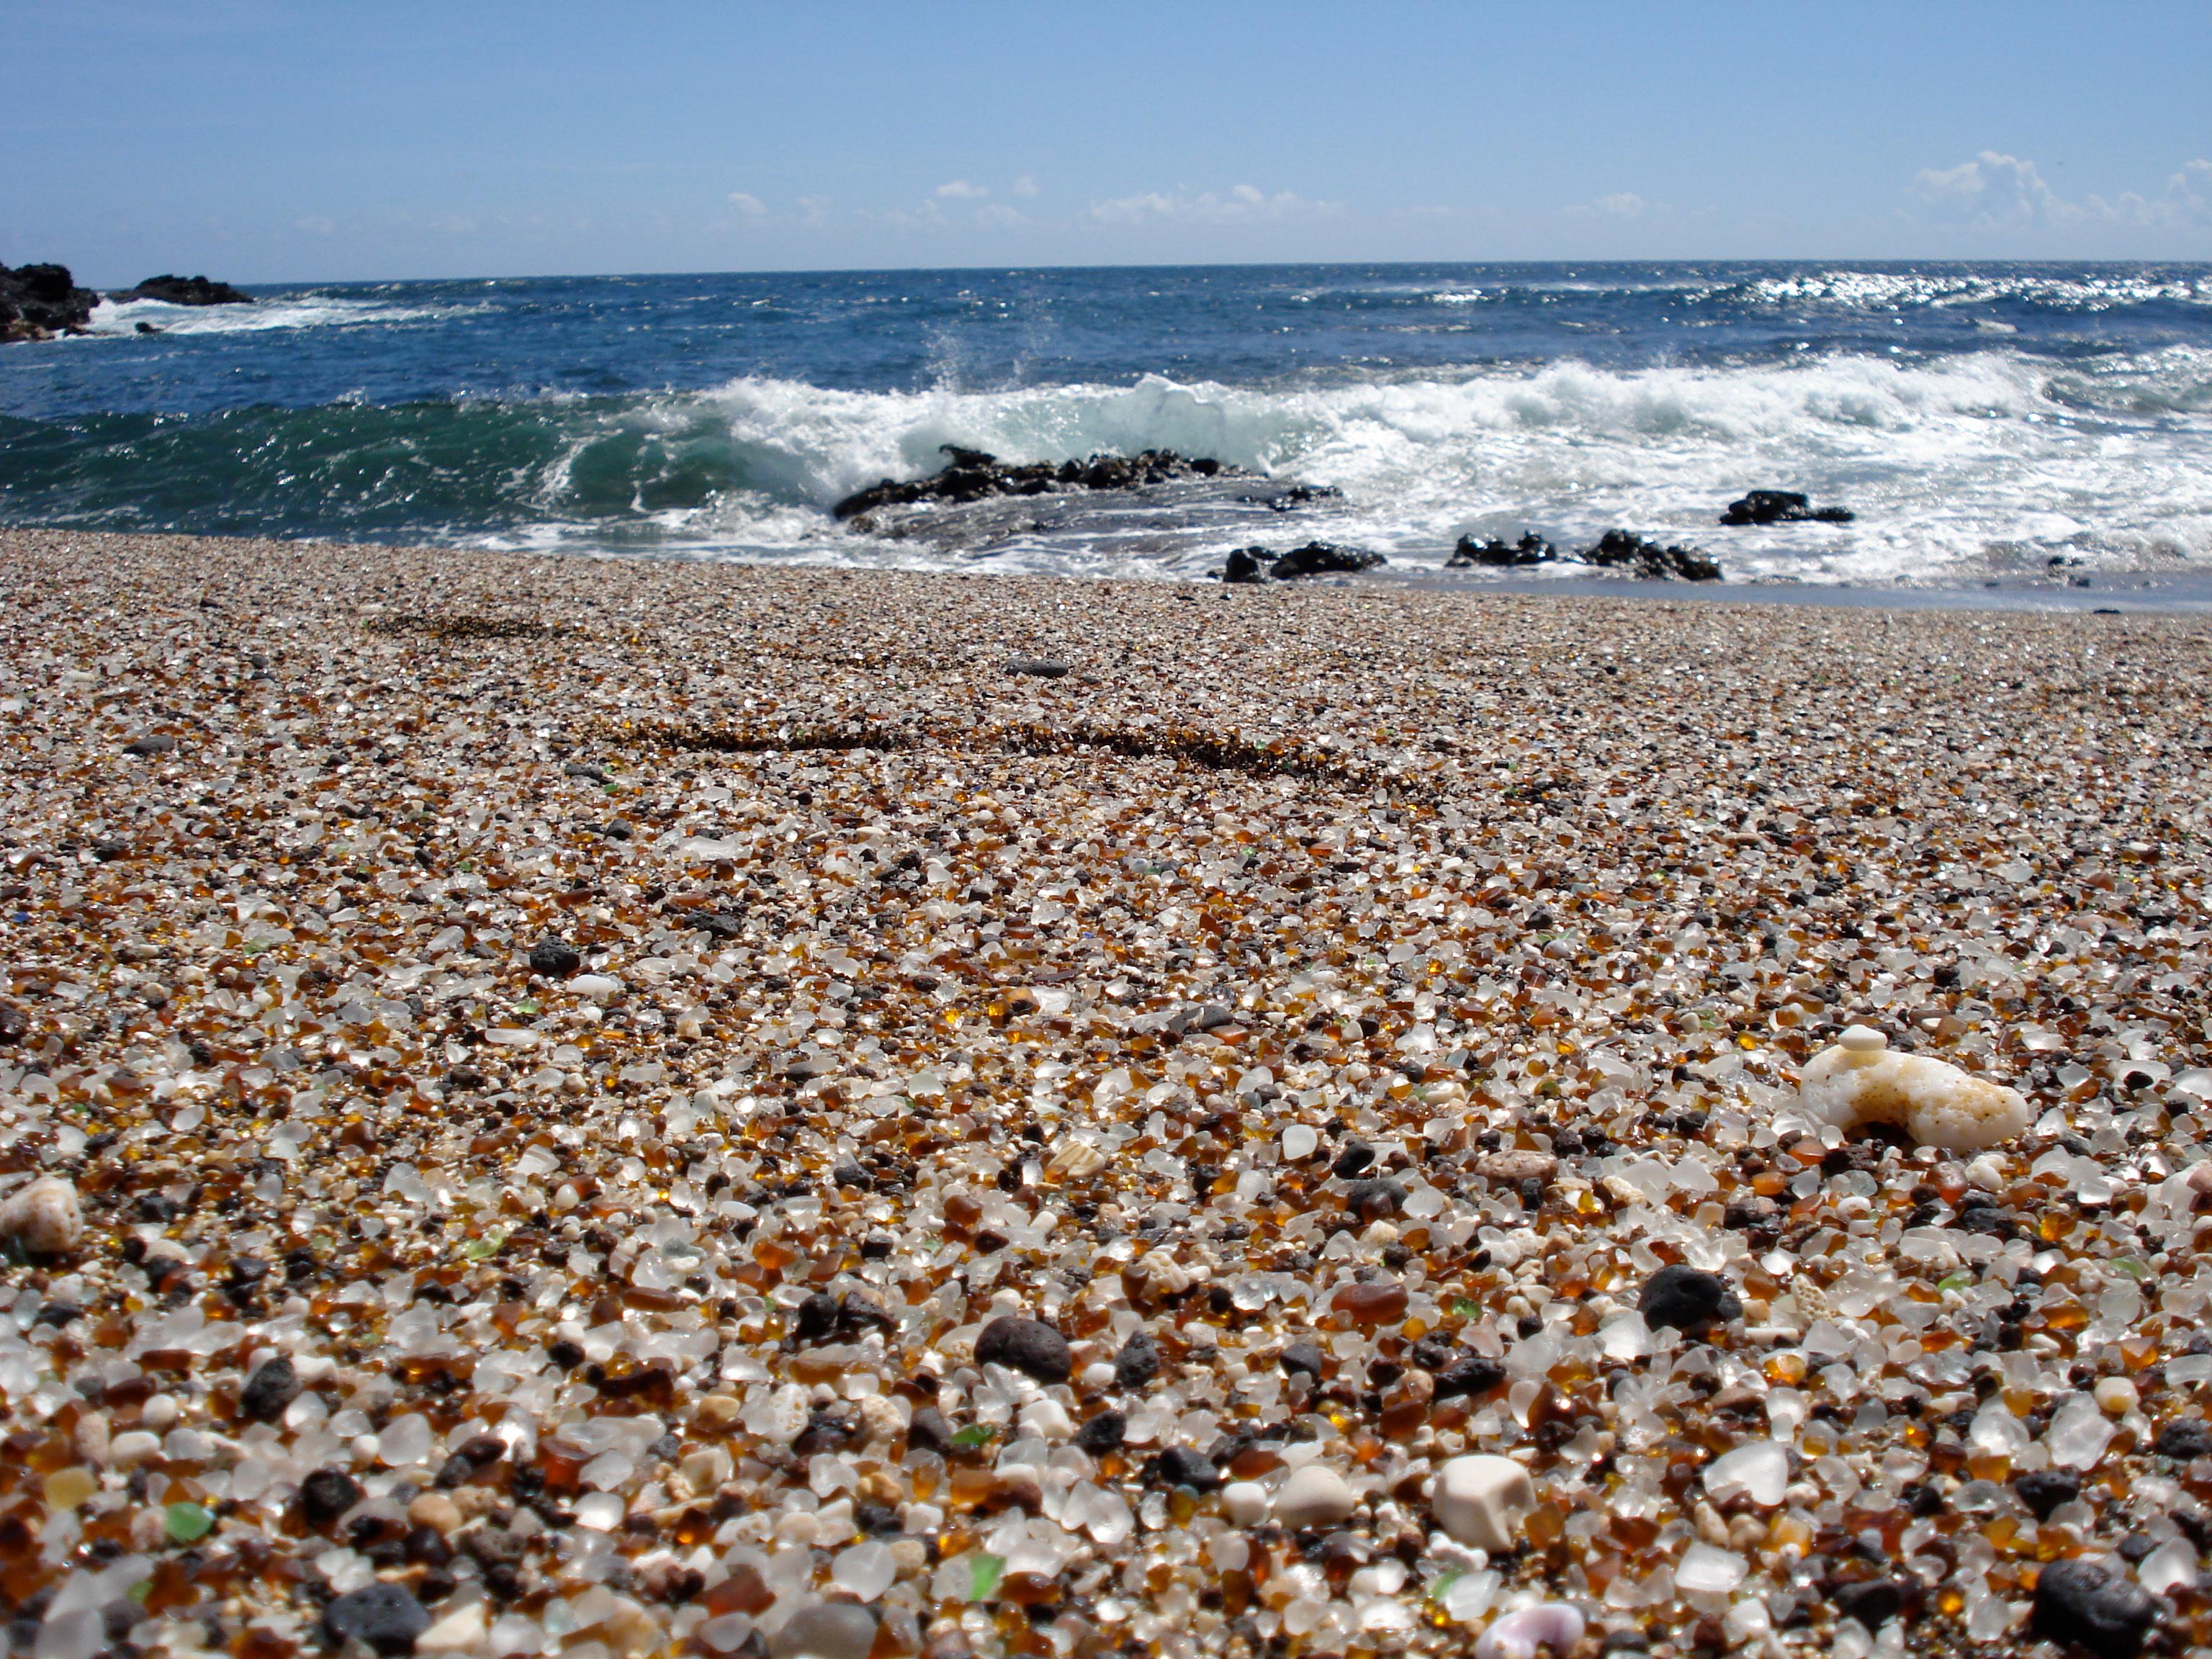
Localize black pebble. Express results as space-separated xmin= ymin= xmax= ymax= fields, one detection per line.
xmin=528 ymin=938 xmax=581 ymax=977
xmin=1146 ymin=1445 xmax=1221 ymax=1491
xmin=323 ymin=1583 xmax=431 ymax=1655
xmin=300 ymin=1467 xmax=364 ymax=1528
xmin=2155 ymin=1418 xmax=2212 ymax=1460
xmin=2013 ymin=1467 xmax=2080 ymax=1521
xmin=1112 ymin=1331 xmax=1161 ymax=1390
xmin=1331 ymin=1141 xmax=1377 ymax=1179
xmin=237 ymin=1356 xmax=301 ymax=1423
xmin=2031 ymin=1557 xmax=2159 ymax=1659
xmin=1637 ymin=1264 xmax=1743 ymax=1331
xmin=1434 ymin=1354 xmax=1509 ymax=1398
xmin=1832 ymin=1580 xmax=1905 ymax=1629
xmin=906 ymin=1406 xmax=956 ymax=1455
xmin=974 ymin=1316 xmax=1072 ymax=1385
xmin=791 ymin=1291 xmax=840 ymax=1344
xmin=1279 ymin=1339 xmax=1327 ymax=1380
xmin=1074 ymin=1411 xmax=1127 ymax=1455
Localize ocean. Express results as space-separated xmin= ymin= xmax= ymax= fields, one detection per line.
xmin=3 ymin=262 xmax=2210 ymax=598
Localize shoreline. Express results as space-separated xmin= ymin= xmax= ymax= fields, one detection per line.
xmin=1 ymin=526 xmax=2209 ymax=1659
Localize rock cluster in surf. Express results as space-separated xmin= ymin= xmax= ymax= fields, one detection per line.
xmin=1447 ymin=529 xmax=1722 ymax=581
xmin=833 ymin=446 xmax=1248 ymax=523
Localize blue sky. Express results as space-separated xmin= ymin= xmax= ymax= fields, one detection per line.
xmin=5 ymin=0 xmax=2208 ymax=283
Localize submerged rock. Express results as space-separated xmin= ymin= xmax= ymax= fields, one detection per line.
xmin=1720 ymin=488 xmax=1853 ymax=526
xmin=114 ymin=275 xmax=253 ymax=306
xmin=1798 ymin=1025 xmax=2031 ymax=1151
xmin=835 ymin=444 xmax=1241 ymax=521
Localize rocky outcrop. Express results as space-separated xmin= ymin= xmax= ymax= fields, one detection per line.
xmin=0 ymin=262 xmax=98 ymax=342
xmin=1719 ymin=489 xmax=1852 ymax=526
xmin=1221 ymin=542 xmax=1386 ymax=583
xmin=835 ymin=444 xmax=1243 ymax=522
xmin=1447 ymin=531 xmax=1555 ymax=568
xmin=114 ymin=274 xmax=253 ymax=306
xmin=1581 ymin=530 xmax=1722 ymax=581
xmin=1442 ymin=526 xmax=1721 ymax=580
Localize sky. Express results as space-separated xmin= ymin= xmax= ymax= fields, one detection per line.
xmin=4 ymin=1 xmax=2209 ymax=284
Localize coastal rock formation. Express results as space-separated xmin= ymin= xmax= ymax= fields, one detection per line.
xmin=1442 ymin=528 xmax=1721 ymax=580
xmin=0 ymin=262 xmax=98 ymax=342
xmin=1720 ymin=488 xmax=1853 ymax=526
xmin=1220 ymin=542 xmax=1386 ymax=582
xmin=834 ymin=444 xmax=1241 ymax=521
xmin=114 ymin=274 xmax=253 ymax=306
xmin=1448 ymin=531 xmax=1555 ymax=567
xmin=1581 ymin=529 xmax=1722 ymax=581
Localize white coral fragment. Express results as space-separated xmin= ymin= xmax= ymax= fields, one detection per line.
xmin=1797 ymin=1025 xmax=2031 ymax=1152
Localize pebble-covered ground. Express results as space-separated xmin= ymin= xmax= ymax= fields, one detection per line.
xmin=1 ymin=527 xmax=2210 ymax=1659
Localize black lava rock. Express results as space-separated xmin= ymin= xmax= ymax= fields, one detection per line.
xmin=1112 ymin=1331 xmax=1161 ymax=1390
xmin=300 ymin=1467 xmax=364 ymax=1528
xmin=238 ymin=1355 xmax=302 ymax=1422
xmin=0 ymin=262 xmax=99 ymax=341
xmin=1146 ymin=1445 xmax=1222 ymax=1491
xmin=1340 ymin=1178 xmax=1404 ymax=1220
xmin=114 ymin=274 xmax=253 ymax=306
xmin=1719 ymin=489 xmax=1853 ymax=526
xmin=2030 ymin=1557 xmax=2159 ymax=1659
xmin=1637 ymin=1264 xmax=1743 ymax=1331
xmin=1831 ymin=1579 xmax=1906 ymax=1629
xmin=1279 ymin=1339 xmax=1328 ymax=1380
xmin=1433 ymin=1354 xmax=1509 ymax=1398
xmin=528 ymin=937 xmax=581 ymax=977
xmin=323 ymin=1583 xmax=431 ymax=1655
xmin=974 ymin=1316 xmax=1072 ymax=1385
xmin=123 ymin=735 xmax=178 ymax=756
xmin=1447 ymin=531 xmax=1555 ymax=568
xmin=1270 ymin=541 xmax=1386 ymax=579
xmin=905 ymin=1407 xmax=956 ymax=1455
xmin=2157 ymin=1418 xmax=2212 ymax=1460
xmin=1074 ymin=1411 xmax=1127 ymax=1455
xmin=2014 ymin=1468 xmax=2081 ymax=1520
xmin=1581 ymin=530 xmax=1722 ymax=582
xmin=1004 ymin=657 xmax=1071 ymax=678
xmin=1331 ymin=1141 xmax=1377 ymax=1179
xmin=835 ymin=444 xmax=1244 ymax=521
xmin=1222 ymin=547 xmax=1273 ymax=583
xmin=791 ymin=1291 xmax=840 ymax=1344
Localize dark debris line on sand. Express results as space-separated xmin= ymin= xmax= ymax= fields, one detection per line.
xmin=0 ymin=528 xmax=2209 ymax=1658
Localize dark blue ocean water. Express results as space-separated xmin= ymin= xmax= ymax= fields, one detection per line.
xmin=2 ymin=263 xmax=2210 ymax=588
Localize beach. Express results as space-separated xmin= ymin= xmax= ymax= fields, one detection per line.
xmin=2 ymin=524 xmax=2211 ymax=1658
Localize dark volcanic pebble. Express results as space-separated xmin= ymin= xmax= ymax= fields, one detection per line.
xmin=1279 ymin=1339 xmax=1328 ymax=1379
xmin=322 ymin=1583 xmax=431 ymax=1655
xmin=1074 ymin=1410 xmax=1127 ymax=1454
xmin=974 ymin=1316 xmax=1071 ymax=1383
xmin=1146 ymin=1445 xmax=1222 ymax=1491
xmin=1112 ymin=1331 xmax=1161 ymax=1390
xmin=528 ymin=937 xmax=582 ymax=977
xmin=2014 ymin=1468 xmax=2081 ymax=1521
xmin=2155 ymin=1418 xmax=2212 ymax=1460
xmin=236 ymin=1355 xmax=300 ymax=1422
xmin=2030 ymin=1558 xmax=2160 ymax=1659
xmin=300 ymin=1467 xmax=364 ymax=1528
xmin=1637 ymin=1264 xmax=1743 ymax=1331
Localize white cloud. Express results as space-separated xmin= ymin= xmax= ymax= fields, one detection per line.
xmin=295 ymin=214 xmax=336 ymax=235
xmin=1910 ymin=151 xmax=2074 ymax=230
xmin=1010 ymin=174 xmax=1038 ymax=197
xmin=1086 ymin=184 xmax=1336 ymax=226
xmin=1910 ymin=150 xmax=2212 ymax=232
xmin=726 ymin=192 xmax=766 ymax=217
xmin=797 ymin=196 xmax=830 ymax=229
xmin=1563 ymin=192 xmax=1652 ymax=222
xmin=973 ymin=202 xmax=1027 ymax=230
xmin=935 ymin=179 xmax=989 ymax=199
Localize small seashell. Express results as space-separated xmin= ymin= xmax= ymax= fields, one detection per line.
xmin=1475 ymin=1605 xmax=1586 ymax=1659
